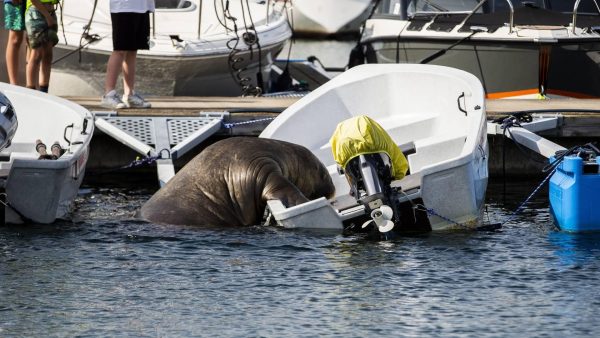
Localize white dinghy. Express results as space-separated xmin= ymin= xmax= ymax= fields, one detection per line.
xmin=261 ymin=64 xmax=488 ymax=232
xmin=0 ymin=83 xmax=94 ymax=224
xmin=51 ymin=0 xmax=292 ymax=96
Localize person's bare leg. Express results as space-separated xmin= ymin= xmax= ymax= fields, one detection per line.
xmin=5 ymin=30 xmax=24 ymax=85
xmin=39 ymin=42 xmax=53 ymax=90
xmin=26 ymin=47 xmax=43 ymax=89
xmin=122 ymin=51 xmax=137 ymax=96
xmin=104 ymin=50 xmax=126 ymax=94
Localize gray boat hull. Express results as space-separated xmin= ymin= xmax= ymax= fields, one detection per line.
xmin=366 ymin=38 xmax=600 ymax=99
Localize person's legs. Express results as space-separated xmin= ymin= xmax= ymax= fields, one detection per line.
xmin=26 ymin=47 xmax=42 ymax=89
xmin=38 ymin=42 xmax=53 ymax=92
xmin=104 ymin=50 xmax=126 ymax=94
xmin=5 ymin=30 xmax=24 ymax=85
xmin=121 ymin=50 xmax=150 ymax=108
xmin=100 ymin=50 xmax=127 ymax=109
xmin=25 ymin=6 xmax=48 ymax=90
xmin=121 ymin=50 xmax=137 ymax=96
xmin=4 ymin=2 xmax=26 ymax=85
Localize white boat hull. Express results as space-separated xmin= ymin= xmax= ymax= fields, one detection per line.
xmin=51 ymin=0 xmax=292 ymax=96
xmin=291 ymin=0 xmax=373 ymax=36
xmin=261 ymin=64 xmax=488 ymax=231
xmin=0 ymin=84 xmax=94 ymax=224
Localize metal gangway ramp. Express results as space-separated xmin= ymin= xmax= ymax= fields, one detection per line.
xmin=94 ymin=112 xmax=226 ymax=186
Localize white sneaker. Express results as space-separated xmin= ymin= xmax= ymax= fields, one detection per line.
xmin=100 ymin=90 xmax=126 ymax=109
xmin=123 ymin=92 xmax=151 ymax=109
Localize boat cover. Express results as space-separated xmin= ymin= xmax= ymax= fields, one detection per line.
xmin=330 ymin=115 xmax=408 ymax=180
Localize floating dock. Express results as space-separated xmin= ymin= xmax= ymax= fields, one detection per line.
xmin=66 ymin=95 xmax=600 ymax=184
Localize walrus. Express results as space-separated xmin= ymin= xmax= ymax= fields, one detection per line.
xmin=140 ymin=137 xmax=335 ymax=226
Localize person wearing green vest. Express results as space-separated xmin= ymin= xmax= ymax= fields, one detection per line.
xmin=25 ymin=0 xmax=58 ymax=93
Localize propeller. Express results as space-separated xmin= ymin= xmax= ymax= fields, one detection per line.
xmin=361 ymin=205 xmax=395 ymax=233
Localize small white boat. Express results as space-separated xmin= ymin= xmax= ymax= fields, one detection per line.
xmin=51 ymin=0 xmax=292 ymax=96
xmin=0 ymin=83 xmax=94 ymax=224
xmin=290 ymin=0 xmax=373 ymax=36
xmin=261 ymin=64 xmax=488 ymax=231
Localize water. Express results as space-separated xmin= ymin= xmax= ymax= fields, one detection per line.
xmin=1 ymin=180 xmax=600 ymax=337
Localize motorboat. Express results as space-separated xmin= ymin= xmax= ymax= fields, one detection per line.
xmin=289 ymin=0 xmax=374 ymax=36
xmin=51 ymin=0 xmax=292 ymax=96
xmin=0 ymin=83 xmax=94 ymax=224
xmin=260 ymin=64 xmax=488 ymax=232
xmin=355 ymin=0 xmax=600 ymax=99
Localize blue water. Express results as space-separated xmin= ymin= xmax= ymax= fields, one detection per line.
xmin=1 ymin=180 xmax=600 ymax=337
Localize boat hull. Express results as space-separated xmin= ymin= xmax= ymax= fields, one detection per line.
xmin=50 ymin=42 xmax=286 ymax=97
xmin=366 ymin=38 xmax=600 ymax=99
xmin=292 ymin=0 xmax=373 ymax=36
xmin=0 ymin=84 xmax=94 ymax=224
xmin=261 ymin=64 xmax=488 ymax=231
xmin=51 ymin=0 xmax=292 ymax=97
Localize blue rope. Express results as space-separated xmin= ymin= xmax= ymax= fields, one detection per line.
xmin=120 ymin=155 xmax=160 ymax=169
xmin=512 ymin=167 xmax=557 ymax=216
xmin=120 ymin=149 xmax=171 ymax=169
xmin=222 ymin=117 xmax=275 ymax=129
xmin=415 ymin=204 xmax=467 ymax=228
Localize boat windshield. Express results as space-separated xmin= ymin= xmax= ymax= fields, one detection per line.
xmin=155 ymin=0 xmax=194 ymax=10
xmin=390 ymin=0 xmax=600 ymax=15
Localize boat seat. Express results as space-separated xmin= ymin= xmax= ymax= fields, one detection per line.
xmin=408 ymin=135 xmax=466 ymax=172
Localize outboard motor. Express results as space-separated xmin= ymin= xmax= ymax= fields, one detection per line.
xmin=331 ymin=115 xmax=411 ymax=235
xmin=0 ymin=92 xmax=18 ymax=151
xmin=343 ymin=153 xmax=401 ymax=233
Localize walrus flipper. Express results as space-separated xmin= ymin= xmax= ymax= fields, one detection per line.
xmin=262 ymin=173 xmax=310 ymax=208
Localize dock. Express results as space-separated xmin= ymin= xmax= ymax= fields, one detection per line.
xmin=69 ymin=95 xmax=600 ymax=184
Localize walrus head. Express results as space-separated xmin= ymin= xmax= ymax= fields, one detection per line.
xmin=286 ymin=143 xmax=336 ymax=201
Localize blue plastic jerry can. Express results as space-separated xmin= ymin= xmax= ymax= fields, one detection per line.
xmin=549 ymin=155 xmax=600 ymax=232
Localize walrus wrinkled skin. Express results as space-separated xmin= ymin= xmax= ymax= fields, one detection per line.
xmin=140 ymin=137 xmax=335 ymax=226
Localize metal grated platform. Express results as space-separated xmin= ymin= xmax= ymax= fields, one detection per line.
xmin=104 ymin=117 xmax=223 ymax=146
xmin=106 ymin=118 xmax=156 ymax=145
xmin=94 ymin=112 xmax=227 ymax=186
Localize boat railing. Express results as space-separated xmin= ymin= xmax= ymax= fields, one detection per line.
xmin=458 ymin=0 xmax=513 ymax=33
xmin=151 ymin=0 xmax=274 ymax=40
xmin=572 ymin=0 xmax=600 ymax=33
xmin=411 ymin=0 xmax=515 ymax=34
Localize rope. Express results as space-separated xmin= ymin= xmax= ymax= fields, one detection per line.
xmin=509 ymin=167 xmax=557 ymax=219
xmin=222 ymin=117 xmax=275 ymax=129
xmin=415 ymin=204 xmax=469 ymax=229
xmin=217 ymin=0 xmax=264 ymax=96
xmin=87 ymin=149 xmax=171 ymax=177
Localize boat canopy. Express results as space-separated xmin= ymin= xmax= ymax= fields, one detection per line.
xmin=378 ymin=0 xmax=600 ymax=28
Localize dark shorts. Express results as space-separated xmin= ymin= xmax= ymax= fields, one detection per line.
xmin=111 ymin=12 xmax=151 ymax=51
xmin=25 ymin=7 xmax=58 ymax=49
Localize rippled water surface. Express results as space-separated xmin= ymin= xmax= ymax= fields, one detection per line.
xmin=1 ymin=180 xmax=600 ymax=337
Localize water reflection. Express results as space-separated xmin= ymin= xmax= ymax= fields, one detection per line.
xmin=2 ymin=183 xmax=600 ymax=336
xmin=548 ymin=231 xmax=600 ymax=267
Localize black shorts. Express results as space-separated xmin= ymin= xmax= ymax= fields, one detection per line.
xmin=111 ymin=12 xmax=150 ymax=51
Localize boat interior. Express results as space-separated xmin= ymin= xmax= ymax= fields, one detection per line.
xmin=0 ymin=87 xmax=93 ymax=178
